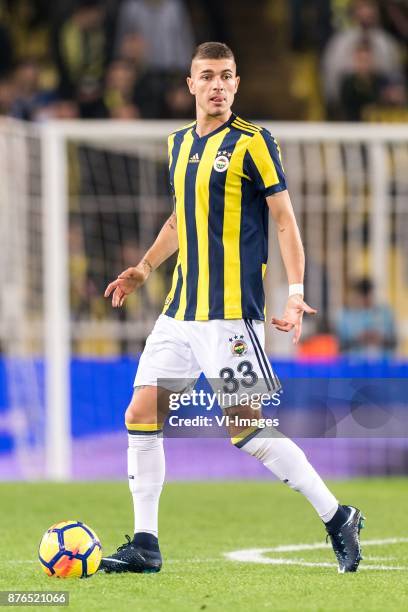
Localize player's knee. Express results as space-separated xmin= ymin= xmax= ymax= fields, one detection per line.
xmin=125 ymin=404 xmax=137 ymax=425
xmin=225 ymin=405 xmax=263 ymax=437
xmin=125 ymin=395 xmax=143 ymax=422
xmin=125 ymin=398 xmax=140 ymax=424
xmin=125 ymin=386 xmax=159 ymax=428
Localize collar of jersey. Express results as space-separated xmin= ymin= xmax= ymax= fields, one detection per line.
xmin=192 ymin=112 xmax=236 ymax=141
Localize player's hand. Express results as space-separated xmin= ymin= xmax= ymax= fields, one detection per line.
xmin=104 ymin=265 xmax=149 ymax=308
xmin=271 ymin=295 xmax=317 ymax=345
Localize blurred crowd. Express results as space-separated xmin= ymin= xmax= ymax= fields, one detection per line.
xmin=299 ymin=277 xmax=397 ymax=360
xmin=0 ymin=0 xmax=406 ymax=123
xmin=292 ymin=0 xmax=407 ymax=121
xmin=0 ymin=1 xmax=405 ymax=357
xmin=0 ymin=0 xmax=199 ymax=121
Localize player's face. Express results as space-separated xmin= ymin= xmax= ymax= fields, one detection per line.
xmin=187 ymin=59 xmax=240 ymax=118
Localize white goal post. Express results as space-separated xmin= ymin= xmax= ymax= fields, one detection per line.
xmin=0 ymin=118 xmax=407 ymax=480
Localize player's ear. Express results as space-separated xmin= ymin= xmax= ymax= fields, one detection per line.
xmin=186 ymin=75 xmax=195 ymax=95
xmin=234 ymin=75 xmax=240 ymax=93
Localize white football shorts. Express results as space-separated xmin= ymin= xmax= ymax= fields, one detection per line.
xmin=134 ymin=314 xmax=280 ymax=405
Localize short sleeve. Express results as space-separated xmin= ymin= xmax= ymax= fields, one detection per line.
xmin=168 ymin=133 xmax=175 ymax=196
xmin=244 ymin=130 xmax=287 ymax=196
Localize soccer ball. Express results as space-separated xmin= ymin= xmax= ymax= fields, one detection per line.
xmin=38 ymin=521 xmax=102 ymax=578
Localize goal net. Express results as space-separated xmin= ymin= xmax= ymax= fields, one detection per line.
xmin=0 ymin=118 xmax=407 ymax=479
xmin=0 ymin=120 xmax=45 ymax=479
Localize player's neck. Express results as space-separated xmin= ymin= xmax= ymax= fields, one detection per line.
xmin=195 ymin=110 xmax=232 ymax=137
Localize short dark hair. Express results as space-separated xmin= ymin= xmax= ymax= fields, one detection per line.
xmin=192 ymin=42 xmax=235 ymax=64
xmin=353 ymin=277 xmax=374 ymax=296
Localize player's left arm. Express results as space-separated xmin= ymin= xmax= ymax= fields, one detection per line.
xmin=266 ymin=189 xmax=317 ymax=344
xmin=245 ymin=129 xmax=316 ymax=344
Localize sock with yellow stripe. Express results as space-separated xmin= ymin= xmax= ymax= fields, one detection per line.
xmin=127 ymin=427 xmax=165 ymax=538
xmin=235 ymin=427 xmax=338 ymax=521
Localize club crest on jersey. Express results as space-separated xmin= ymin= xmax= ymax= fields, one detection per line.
xmin=214 ymin=150 xmax=231 ymax=172
xmin=229 ymin=334 xmax=248 ymax=356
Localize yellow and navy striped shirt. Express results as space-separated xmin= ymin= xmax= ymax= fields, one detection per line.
xmin=163 ymin=113 xmax=287 ymax=321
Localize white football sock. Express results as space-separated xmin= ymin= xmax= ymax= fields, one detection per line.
xmin=128 ymin=433 xmax=165 ymax=537
xmin=238 ymin=429 xmax=338 ymax=520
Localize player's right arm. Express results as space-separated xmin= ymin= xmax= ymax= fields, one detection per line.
xmin=104 ymin=212 xmax=178 ymax=307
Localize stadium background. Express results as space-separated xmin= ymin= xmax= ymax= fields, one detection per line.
xmin=0 ymin=0 xmax=407 ymax=484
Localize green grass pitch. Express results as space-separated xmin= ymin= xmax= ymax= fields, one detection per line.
xmin=0 ymin=479 xmax=407 ymax=611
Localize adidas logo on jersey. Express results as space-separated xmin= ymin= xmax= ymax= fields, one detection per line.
xmin=189 ymin=153 xmax=200 ymax=163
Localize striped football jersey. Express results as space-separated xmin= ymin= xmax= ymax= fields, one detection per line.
xmin=163 ymin=113 xmax=287 ymax=321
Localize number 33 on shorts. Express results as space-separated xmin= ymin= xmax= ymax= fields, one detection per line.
xmin=215 ymin=319 xmax=281 ymax=400
xmin=134 ymin=315 xmax=281 ymax=399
